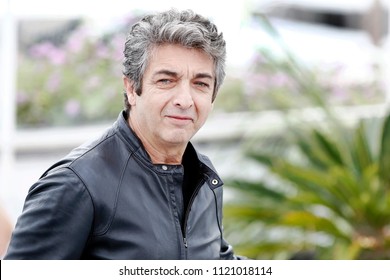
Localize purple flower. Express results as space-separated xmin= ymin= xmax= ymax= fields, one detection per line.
xmin=16 ymin=91 xmax=29 ymax=104
xmin=252 ymin=53 xmax=267 ymax=65
xmin=271 ymin=72 xmax=294 ymax=88
xmin=46 ymin=72 xmax=61 ymax=93
xmin=66 ymin=27 xmax=88 ymax=53
xmin=86 ymin=76 xmax=101 ymax=90
xmin=29 ymin=42 xmax=56 ymax=58
xmin=111 ymin=34 xmax=125 ymax=61
xmin=95 ymin=43 xmax=110 ymax=59
xmin=331 ymin=86 xmax=348 ymax=102
xmin=29 ymin=41 xmax=67 ymax=65
xmin=64 ymin=99 xmax=81 ymax=118
xmin=47 ymin=48 xmax=66 ymax=65
xmin=245 ymin=73 xmax=270 ymax=95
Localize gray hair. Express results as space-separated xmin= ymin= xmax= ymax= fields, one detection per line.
xmin=122 ymin=9 xmax=226 ymax=113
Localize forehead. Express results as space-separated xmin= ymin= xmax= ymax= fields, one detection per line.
xmin=146 ymin=44 xmax=215 ymax=76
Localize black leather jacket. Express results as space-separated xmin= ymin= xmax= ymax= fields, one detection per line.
xmin=5 ymin=112 xmax=237 ymax=259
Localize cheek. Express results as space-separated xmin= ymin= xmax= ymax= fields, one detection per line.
xmin=196 ymin=99 xmax=213 ymax=119
xmin=143 ymin=95 xmax=169 ymax=118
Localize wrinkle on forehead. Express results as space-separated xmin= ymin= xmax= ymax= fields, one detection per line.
xmin=147 ymin=44 xmax=215 ymax=79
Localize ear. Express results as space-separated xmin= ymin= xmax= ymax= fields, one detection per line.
xmin=123 ymin=76 xmax=137 ymax=106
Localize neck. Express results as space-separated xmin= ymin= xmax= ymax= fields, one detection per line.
xmin=146 ymin=148 xmax=183 ymax=165
xmin=127 ymin=116 xmax=185 ymax=165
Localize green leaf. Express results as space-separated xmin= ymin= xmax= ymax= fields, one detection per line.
xmin=224 ymin=204 xmax=281 ymax=223
xmin=312 ymin=129 xmax=344 ymax=166
xmin=280 ymin=211 xmax=349 ymax=241
xmin=228 ymin=179 xmax=287 ymax=202
xmin=379 ymin=113 xmax=390 ymax=187
xmin=351 ymin=121 xmax=374 ymax=175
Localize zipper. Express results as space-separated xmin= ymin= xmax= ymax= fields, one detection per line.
xmin=182 ymin=178 xmax=205 ymax=251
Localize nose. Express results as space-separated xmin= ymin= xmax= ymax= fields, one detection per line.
xmin=173 ymin=84 xmax=194 ymax=109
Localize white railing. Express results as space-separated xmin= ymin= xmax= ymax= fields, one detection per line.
xmin=6 ymin=103 xmax=388 ymax=154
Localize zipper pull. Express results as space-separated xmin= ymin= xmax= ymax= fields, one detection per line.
xmin=183 ymin=237 xmax=188 ymax=248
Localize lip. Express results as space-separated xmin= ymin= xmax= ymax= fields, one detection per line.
xmin=165 ymin=115 xmax=194 ymax=123
xmin=168 ymin=115 xmax=193 ymax=120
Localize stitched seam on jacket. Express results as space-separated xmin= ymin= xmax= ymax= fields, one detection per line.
xmin=74 ymin=148 xmax=134 ymax=236
xmin=99 ymin=152 xmax=133 ymax=236
xmin=63 ymin=166 xmax=96 ymax=234
xmin=69 ymin=131 xmax=135 ymax=236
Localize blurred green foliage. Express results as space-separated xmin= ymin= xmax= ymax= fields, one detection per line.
xmin=223 ymin=15 xmax=390 ymax=259
xmin=17 ymin=18 xmax=135 ymax=127
xmin=224 ymin=112 xmax=390 ymax=259
xmin=216 ymin=13 xmax=384 ymax=113
xmin=17 ymin=15 xmax=384 ymax=127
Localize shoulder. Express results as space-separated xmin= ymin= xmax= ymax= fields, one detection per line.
xmin=196 ymin=149 xmax=219 ymax=175
xmin=26 ymin=167 xmax=94 ymax=223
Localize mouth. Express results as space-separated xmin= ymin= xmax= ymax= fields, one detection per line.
xmin=166 ymin=115 xmax=194 ymax=123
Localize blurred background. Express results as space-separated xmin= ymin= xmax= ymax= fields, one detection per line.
xmin=1 ymin=0 xmax=390 ymax=259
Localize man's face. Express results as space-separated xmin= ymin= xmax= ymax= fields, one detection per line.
xmin=125 ymin=44 xmax=215 ymax=152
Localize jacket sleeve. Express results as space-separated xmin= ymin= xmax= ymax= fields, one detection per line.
xmin=4 ymin=167 xmax=94 ymax=259
xmin=220 ymin=236 xmax=247 ymax=260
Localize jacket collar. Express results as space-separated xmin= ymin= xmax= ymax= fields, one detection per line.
xmin=115 ymin=111 xmax=223 ymax=186
xmin=116 ymin=110 xmax=151 ymax=162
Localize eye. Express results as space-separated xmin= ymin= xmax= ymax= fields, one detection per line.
xmin=157 ymin=79 xmax=172 ymax=85
xmin=156 ymin=79 xmax=175 ymax=88
xmin=194 ymin=81 xmax=210 ymax=88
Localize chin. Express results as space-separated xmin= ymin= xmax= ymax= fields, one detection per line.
xmin=166 ymin=138 xmax=189 ymax=146
xmin=164 ymin=133 xmax=192 ymax=145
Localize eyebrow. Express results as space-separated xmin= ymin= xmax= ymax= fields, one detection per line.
xmin=152 ymin=69 xmax=214 ymax=80
xmin=194 ymin=73 xmax=214 ymax=80
xmin=152 ymin=69 xmax=179 ymax=78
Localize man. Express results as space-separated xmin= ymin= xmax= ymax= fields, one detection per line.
xmin=5 ymin=9 xmax=240 ymax=259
